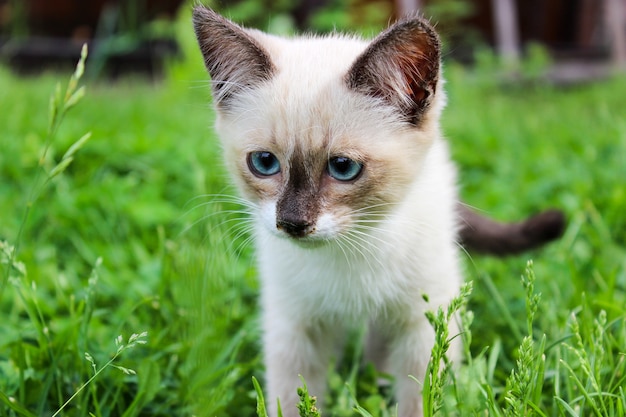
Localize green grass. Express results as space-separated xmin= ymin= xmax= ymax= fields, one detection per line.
xmin=1 ymin=17 xmax=626 ymax=416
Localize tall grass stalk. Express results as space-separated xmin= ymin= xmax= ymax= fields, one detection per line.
xmin=503 ymin=261 xmax=546 ymax=416
xmin=422 ymin=281 xmax=473 ymax=416
xmin=51 ymin=332 xmax=148 ymax=417
xmin=0 ymin=44 xmax=90 ymax=300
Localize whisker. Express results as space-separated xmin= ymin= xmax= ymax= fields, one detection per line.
xmin=179 ymin=208 xmax=254 ymax=238
xmin=348 ymin=225 xmax=391 ymax=250
xmin=230 ymin=224 xmax=258 ymax=256
xmin=333 ymin=236 xmax=355 ymax=270
xmin=339 ymin=230 xmax=386 ymax=273
xmin=338 ymin=235 xmax=378 ymax=274
xmin=175 ymin=192 xmax=260 ymax=262
xmin=455 ymin=239 xmax=475 ymax=266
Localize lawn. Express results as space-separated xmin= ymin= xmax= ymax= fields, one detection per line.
xmin=1 ymin=11 xmax=625 ymax=417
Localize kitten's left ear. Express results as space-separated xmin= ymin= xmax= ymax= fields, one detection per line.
xmin=346 ymin=17 xmax=441 ymax=125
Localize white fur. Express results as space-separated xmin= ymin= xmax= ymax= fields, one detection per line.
xmin=215 ymin=31 xmax=461 ymax=417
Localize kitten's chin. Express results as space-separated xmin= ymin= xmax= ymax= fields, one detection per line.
xmin=276 ymin=232 xmax=331 ymax=249
xmin=266 ymin=226 xmax=337 ymax=248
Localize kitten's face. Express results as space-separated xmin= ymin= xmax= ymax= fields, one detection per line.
xmin=193 ymin=8 xmax=443 ymax=244
xmin=218 ymin=61 xmax=434 ymax=244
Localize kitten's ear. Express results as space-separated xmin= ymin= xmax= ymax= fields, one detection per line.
xmin=192 ymin=6 xmax=275 ymax=107
xmin=346 ymin=17 xmax=441 ymax=125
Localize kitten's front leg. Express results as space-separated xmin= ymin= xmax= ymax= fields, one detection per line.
xmin=262 ymin=308 xmax=336 ymax=417
xmin=389 ymin=316 xmax=461 ymax=417
xmin=387 ymin=318 xmax=433 ymax=417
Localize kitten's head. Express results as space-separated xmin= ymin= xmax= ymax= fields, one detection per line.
xmin=193 ymin=7 xmax=444 ymax=244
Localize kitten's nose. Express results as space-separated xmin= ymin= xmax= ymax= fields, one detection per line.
xmin=276 ymin=219 xmax=311 ymax=238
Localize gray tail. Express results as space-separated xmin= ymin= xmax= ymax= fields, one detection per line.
xmin=458 ymin=204 xmax=566 ymax=256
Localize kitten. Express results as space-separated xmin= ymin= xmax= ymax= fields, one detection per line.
xmin=193 ymin=7 xmax=563 ymax=416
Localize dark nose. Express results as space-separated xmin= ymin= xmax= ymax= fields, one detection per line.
xmin=276 ymin=219 xmax=311 ymax=238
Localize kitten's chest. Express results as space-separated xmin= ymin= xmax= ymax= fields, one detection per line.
xmin=257 ymin=234 xmax=423 ymax=321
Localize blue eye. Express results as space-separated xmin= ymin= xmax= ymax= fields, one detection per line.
xmin=328 ymin=156 xmax=363 ymax=181
xmin=248 ymin=151 xmax=280 ymax=176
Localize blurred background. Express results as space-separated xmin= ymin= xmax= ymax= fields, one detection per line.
xmin=1 ymin=0 xmax=625 ymax=81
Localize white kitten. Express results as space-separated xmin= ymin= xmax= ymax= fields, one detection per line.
xmin=192 ymin=7 xmax=562 ymax=416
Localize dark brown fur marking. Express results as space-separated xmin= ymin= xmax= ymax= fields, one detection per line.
xmin=346 ymin=16 xmax=441 ymax=125
xmin=193 ymin=6 xmax=275 ymax=107
xmin=458 ymin=204 xmax=566 ymax=256
xmin=276 ymin=152 xmax=321 ymax=237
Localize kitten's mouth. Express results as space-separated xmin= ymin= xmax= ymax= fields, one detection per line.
xmin=286 ymin=235 xmax=327 ymax=248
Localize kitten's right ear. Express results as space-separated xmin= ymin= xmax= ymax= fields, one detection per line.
xmin=193 ymin=6 xmax=275 ymax=107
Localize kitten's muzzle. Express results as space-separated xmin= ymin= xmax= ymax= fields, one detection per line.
xmin=276 ymin=218 xmax=313 ymax=238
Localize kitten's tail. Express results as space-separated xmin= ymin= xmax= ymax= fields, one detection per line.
xmin=457 ymin=204 xmax=566 ymax=256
